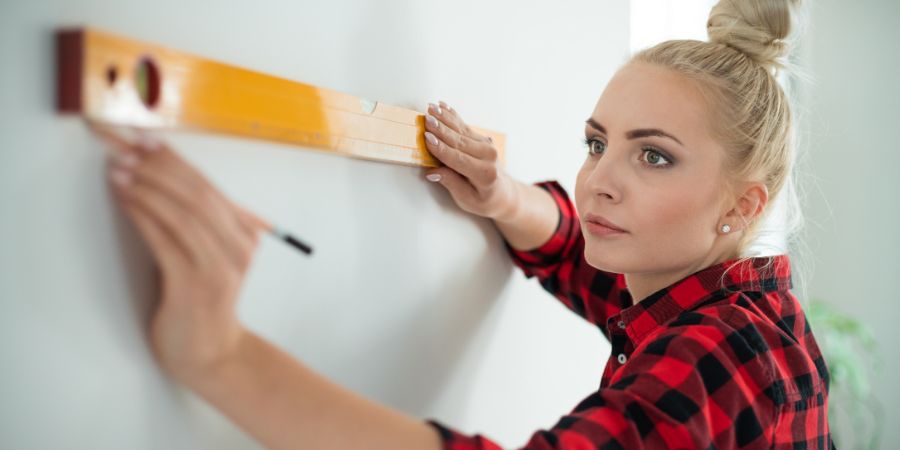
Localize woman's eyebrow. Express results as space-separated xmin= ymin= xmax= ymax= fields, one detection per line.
xmin=585 ymin=118 xmax=684 ymax=146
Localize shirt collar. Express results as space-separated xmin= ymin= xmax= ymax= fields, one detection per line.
xmin=613 ymin=255 xmax=793 ymax=344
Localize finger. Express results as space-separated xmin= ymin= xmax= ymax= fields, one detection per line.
xmin=427 ymin=102 xmax=465 ymax=135
xmin=113 ymin=168 xmax=230 ymax=268
xmin=424 ymin=131 xmax=499 ymax=187
xmin=125 ymin=147 xmax=253 ymax=266
xmin=438 ymin=100 xmax=452 ymax=113
xmin=89 ymin=121 xmax=164 ymax=152
xmin=109 ymin=164 xmax=188 ymax=268
xmin=425 ymin=167 xmax=479 ymax=202
xmin=133 ymin=150 xmax=241 ymax=231
xmin=121 ymin=169 xmax=260 ymax=296
xmin=229 ymin=201 xmax=269 ymax=240
xmin=91 ymin=122 xmax=178 ymax=170
xmin=133 ymin=128 xmax=165 ymax=153
xmin=465 ymin=125 xmax=493 ymax=144
xmin=89 ymin=122 xmax=145 ymax=159
xmin=430 ymin=102 xmax=492 ymax=143
xmin=426 ymin=101 xmax=496 ymax=158
xmin=96 ymin=124 xmax=254 ymax=267
xmin=116 ymin=184 xmax=187 ymax=271
xmin=424 ymin=113 xmax=495 ymax=161
xmin=424 ymin=105 xmax=471 ymax=151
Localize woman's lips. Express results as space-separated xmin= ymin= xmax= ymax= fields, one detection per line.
xmin=583 ymin=213 xmax=628 ymax=236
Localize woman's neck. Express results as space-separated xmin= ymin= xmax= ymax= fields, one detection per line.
xmin=624 ymin=250 xmax=738 ymax=304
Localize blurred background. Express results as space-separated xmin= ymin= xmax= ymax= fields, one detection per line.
xmin=0 ymin=0 xmax=897 ymax=449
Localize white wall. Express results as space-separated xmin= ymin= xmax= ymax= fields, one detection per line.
xmin=798 ymin=0 xmax=900 ymax=447
xmin=0 ymin=0 xmax=630 ymax=448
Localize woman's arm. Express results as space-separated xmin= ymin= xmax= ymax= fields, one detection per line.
xmin=92 ymin=124 xmax=443 ymax=450
xmin=420 ymin=101 xmax=558 ymax=253
xmin=181 ymin=330 xmax=443 ymax=450
xmin=492 ymin=178 xmax=561 ymax=251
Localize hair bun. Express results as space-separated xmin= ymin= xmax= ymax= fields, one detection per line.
xmin=707 ymin=0 xmax=800 ymax=71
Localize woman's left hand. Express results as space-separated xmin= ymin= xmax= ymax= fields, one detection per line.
xmin=91 ymin=123 xmax=264 ymax=384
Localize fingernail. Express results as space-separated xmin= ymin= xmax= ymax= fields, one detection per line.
xmin=137 ymin=133 xmax=161 ymax=152
xmin=109 ymin=168 xmax=133 ymax=186
xmin=439 ymin=101 xmax=450 ymax=111
xmin=112 ymin=152 xmax=140 ymax=168
xmin=425 ymin=132 xmax=438 ymax=146
xmin=426 ymin=115 xmax=438 ymax=128
xmin=426 ymin=173 xmax=442 ymax=182
xmin=429 ymin=103 xmax=442 ymax=115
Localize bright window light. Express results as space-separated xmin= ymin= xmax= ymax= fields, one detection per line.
xmin=630 ymin=0 xmax=718 ymax=53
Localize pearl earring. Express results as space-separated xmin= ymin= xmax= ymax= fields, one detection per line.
xmin=721 ymin=224 xmax=731 ymax=234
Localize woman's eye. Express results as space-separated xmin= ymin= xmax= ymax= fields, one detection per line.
xmin=641 ymin=147 xmax=672 ymax=168
xmin=583 ymin=137 xmax=606 ymax=155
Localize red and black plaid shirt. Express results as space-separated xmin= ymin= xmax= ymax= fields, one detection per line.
xmin=425 ymin=180 xmax=834 ymax=449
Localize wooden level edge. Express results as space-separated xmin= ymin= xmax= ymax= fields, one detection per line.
xmin=54 ymin=27 xmax=506 ymax=169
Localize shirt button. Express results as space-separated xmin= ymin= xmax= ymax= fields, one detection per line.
xmin=617 ymin=320 xmax=626 ymax=329
xmin=617 ymin=353 xmax=627 ymax=364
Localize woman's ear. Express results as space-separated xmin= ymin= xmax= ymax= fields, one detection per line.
xmin=723 ymin=181 xmax=768 ymax=231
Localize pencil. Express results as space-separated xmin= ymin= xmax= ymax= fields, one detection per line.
xmin=269 ymin=226 xmax=314 ymax=255
xmin=91 ymin=123 xmax=314 ymax=257
xmin=231 ymin=203 xmax=314 ymax=256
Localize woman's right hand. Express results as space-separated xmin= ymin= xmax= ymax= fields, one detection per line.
xmin=423 ymin=101 xmax=519 ymax=221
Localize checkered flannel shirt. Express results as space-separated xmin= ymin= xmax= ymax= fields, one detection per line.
xmin=425 ymin=180 xmax=834 ymax=450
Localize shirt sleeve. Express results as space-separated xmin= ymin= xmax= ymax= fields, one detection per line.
xmin=424 ymin=319 xmax=778 ymax=449
xmin=501 ymin=180 xmax=629 ymax=333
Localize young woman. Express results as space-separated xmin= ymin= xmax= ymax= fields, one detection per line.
xmin=95 ymin=0 xmax=833 ymax=448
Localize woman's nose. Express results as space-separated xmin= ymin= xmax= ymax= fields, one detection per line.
xmin=585 ymin=148 xmax=624 ymax=201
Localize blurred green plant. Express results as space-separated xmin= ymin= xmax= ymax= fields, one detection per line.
xmin=806 ymin=298 xmax=884 ymax=450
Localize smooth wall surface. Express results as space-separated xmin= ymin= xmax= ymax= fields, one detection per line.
xmin=798 ymin=0 xmax=900 ymax=446
xmin=0 ymin=1 xmax=630 ymax=448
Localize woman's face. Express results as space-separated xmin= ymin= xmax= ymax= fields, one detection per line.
xmin=575 ymin=62 xmax=734 ymax=276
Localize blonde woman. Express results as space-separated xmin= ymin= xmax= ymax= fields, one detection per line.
xmin=95 ymin=0 xmax=833 ymax=447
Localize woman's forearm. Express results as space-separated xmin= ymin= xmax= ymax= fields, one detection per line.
xmin=493 ymin=179 xmax=560 ymax=251
xmin=180 ymin=330 xmax=443 ymax=450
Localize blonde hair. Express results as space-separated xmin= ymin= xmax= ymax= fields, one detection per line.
xmin=629 ymin=0 xmax=807 ymax=291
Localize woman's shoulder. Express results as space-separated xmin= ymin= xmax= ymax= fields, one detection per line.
xmin=661 ymin=289 xmax=829 ymax=405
